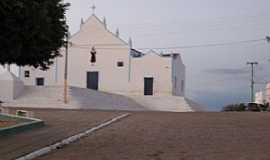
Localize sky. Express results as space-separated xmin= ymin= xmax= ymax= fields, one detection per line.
xmin=1 ymin=0 xmax=270 ymax=110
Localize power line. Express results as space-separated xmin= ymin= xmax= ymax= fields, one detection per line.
xmin=75 ymin=43 xmax=124 ymax=47
xmin=71 ymin=45 xmax=128 ymax=50
xmin=137 ymin=39 xmax=265 ymax=50
xmin=70 ymin=38 xmax=266 ymax=51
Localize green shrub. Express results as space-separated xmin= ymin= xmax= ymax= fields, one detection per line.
xmin=223 ymin=103 xmax=270 ymax=112
xmin=222 ymin=103 xmax=247 ymax=112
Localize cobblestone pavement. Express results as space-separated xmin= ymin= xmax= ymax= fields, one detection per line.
xmin=0 ymin=108 xmax=122 ymax=160
xmin=36 ymin=112 xmax=270 ymax=160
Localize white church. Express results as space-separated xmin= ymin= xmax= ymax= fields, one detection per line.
xmin=0 ymin=10 xmax=198 ymax=112
xmin=18 ymin=13 xmax=186 ymax=97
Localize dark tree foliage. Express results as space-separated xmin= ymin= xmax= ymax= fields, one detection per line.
xmin=0 ymin=0 xmax=69 ymax=70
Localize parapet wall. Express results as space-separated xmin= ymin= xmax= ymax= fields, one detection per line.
xmin=0 ymin=71 xmax=24 ymax=102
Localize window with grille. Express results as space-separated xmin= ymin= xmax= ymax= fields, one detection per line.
xmin=24 ymin=71 xmax=30 ymax=78
xmin=117 ymin=61 xmax=124 ymax=67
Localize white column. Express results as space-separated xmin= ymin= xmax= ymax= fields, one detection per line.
xmin=6 ymin=64 xmax=11 ymax=72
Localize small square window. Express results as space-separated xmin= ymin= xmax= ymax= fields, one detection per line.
xmin=25 ymin=71 xmax=30 ymax=78
xmin=117 ymin=61 xmax=124 ymax=67
xmin=36 ymin=78 xmax=45 ymax=86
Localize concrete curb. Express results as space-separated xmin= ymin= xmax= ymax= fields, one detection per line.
xmin=15 ymin=113 xmax=130 ymax=160
xmin=0 ymin=114 xmax=44 ymax=137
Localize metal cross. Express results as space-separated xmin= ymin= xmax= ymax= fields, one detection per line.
xmin=91 ymin=5 xmax=96 ymax=15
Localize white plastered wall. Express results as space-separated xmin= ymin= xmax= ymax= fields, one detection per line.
xmin=129 ymin=52 xmax=173 ymax=96
xmin=19 ymin=64 xmax=57 ymax=87
xmin=172 ymin=54 xmax=186 ymax=96
xmin=264 ymin=83 xmax=270 ymax=103
xmin=0 ymin=71 xmax=24 ymax=102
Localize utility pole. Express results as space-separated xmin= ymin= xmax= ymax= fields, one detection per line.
xmin=247 ymin=62 xmax=258 ymax=103
xmin=267 ymin=37 xmax=270 ymax=62
xmin=64 ymin=20 xmax=69 ymax=104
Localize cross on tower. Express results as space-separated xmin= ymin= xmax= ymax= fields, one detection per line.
xmin=91 ymin=5 xmax=96 ymax=15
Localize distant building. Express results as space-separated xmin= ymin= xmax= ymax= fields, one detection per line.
xmin=255 ymin=91 xmax=264 ymax=104
xmin=265 ymin=83 xmax=270 ymax=103
xmin=19 ymin=14 xmax=186 ymax=97
xmin=255 ymin=82 xmax=270 ymax=104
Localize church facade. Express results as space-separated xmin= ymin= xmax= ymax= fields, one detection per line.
xmin=19 ymin=14 xmax=186 ymax=97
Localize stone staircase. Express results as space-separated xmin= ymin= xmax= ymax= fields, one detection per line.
xmin=69 ymin=87 xmax=145 ymax=111
xmin=3 ymin=86 xmax=144 ymax=111
xmin=3 ymin=86 xmax=75 ymax=109
xmin=3 ymin=86 xmax=195 ymax=112
xmin=128 ymin=95 xmax=194 ymax=112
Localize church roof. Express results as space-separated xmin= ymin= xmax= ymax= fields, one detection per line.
xmin=160 ymin=53 xmax=180 ymax=57
xmin=130 ymin=49 xmax=145 ymax=58
xmin=70 ymin=14 xmax=129 ymax=46
xmin=145 ymin=50 xmax=180 ymax=58
xmin=68 ymin=13 xmax=183 ymax=60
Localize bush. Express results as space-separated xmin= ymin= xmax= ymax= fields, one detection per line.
xmin=223 ymin=103 xmax=270 ymax=112
xmin=222 ymin=103 xmax=247 ymax=112
xmin=247 ymin=103 xmax=261 ymax=112
xmin=261 ymin=103 xmax=269 ymax=111
xmin=247 ymin=103 xmax=270 ymax=112
xmin=265 ymin=103 xmax=270 ymax=111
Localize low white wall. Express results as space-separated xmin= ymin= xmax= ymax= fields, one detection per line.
xmin=13 ymin=78 xmax=24 ymax=99
xmin=0 ymin=80 xmax=13 ymax=102
xmin=0 ymin=71 xmax=24 ymax=102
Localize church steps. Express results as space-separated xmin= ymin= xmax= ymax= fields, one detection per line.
xmin=127 ymin=96 xmax=193 ymax=112
xmin=3 ymin=86 xmax=194 ymax=112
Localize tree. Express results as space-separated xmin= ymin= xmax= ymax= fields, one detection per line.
xmin=0 ymin=0 xmax=69 ymax=70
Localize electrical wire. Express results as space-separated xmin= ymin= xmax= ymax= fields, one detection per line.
xmin=69 ymin=38 xmax=267 ymax=50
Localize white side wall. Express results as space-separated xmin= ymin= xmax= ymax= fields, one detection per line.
xmin=13 ymin=78 xmax=24 ymax=99
xmin=129 ymin=53 xmax=172 ymax=96
xmin=0 ymin=72 xmax=24 ymax=102
xmin=265 ymin=84 xmax=270 ymax=104
xmin=19 ymin=63 xmax=58 ymax=86
xmin=172 ymin=54 xmax=186 ymax=96
xmin=255 ymin=91 xmax=264 ymax=104
xmin=0 ymin=80 xmax=14 ymax=102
